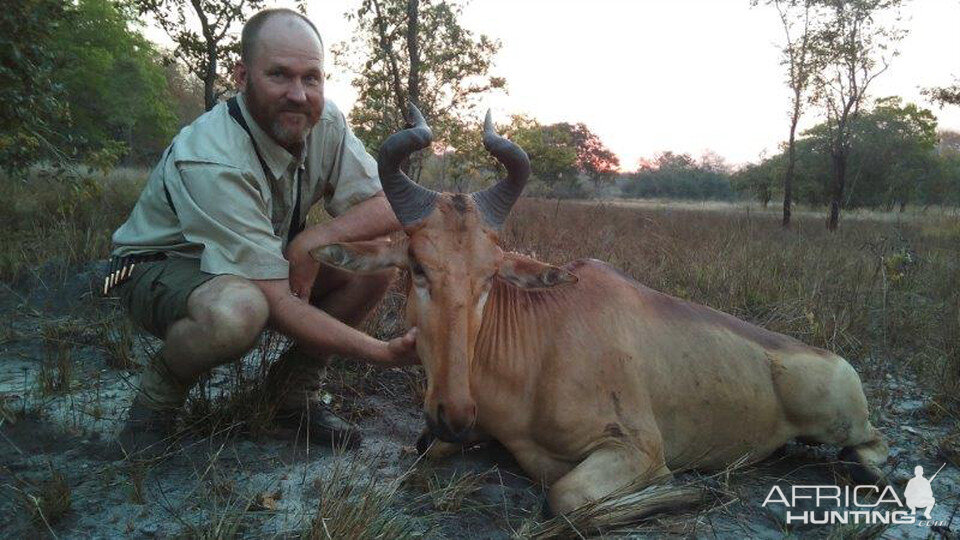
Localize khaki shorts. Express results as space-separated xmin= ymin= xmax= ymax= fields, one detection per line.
xmin=115 ymin=256 xmax=217 ymax=339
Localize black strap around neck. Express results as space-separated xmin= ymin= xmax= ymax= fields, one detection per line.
xmin=227 ymin=96 xmax=303 ymax=244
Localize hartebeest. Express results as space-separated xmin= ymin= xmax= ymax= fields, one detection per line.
xmin=311 ymin=106 xmax=888 ymax=515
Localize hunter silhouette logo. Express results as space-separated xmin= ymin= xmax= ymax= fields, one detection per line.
xmin=761 ymin=463 xmax=948 ymax=527
xmin=904 ymin=464 xmax=944 ymax=519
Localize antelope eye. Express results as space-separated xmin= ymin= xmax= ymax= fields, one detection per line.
xmin=411 ymin=261 xmax=426 ymax=277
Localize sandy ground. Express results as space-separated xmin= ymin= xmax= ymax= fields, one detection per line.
xmin=1 ymin=261 xmax=957 ymax=538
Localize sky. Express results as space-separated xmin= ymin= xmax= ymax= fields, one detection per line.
xmin=147 ymin=0 xmax=960 ymax=171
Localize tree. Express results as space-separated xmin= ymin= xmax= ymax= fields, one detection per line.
xmin=0 ymin=0 xmax=72 ymax=174
xmin=758 ymin=0 xmax=825 ymax=227
xmin=0 ymin=0 xmax=177 ymax=173
xmin=625 ymin=151 xmax=735 ymax=201
xmin=135 ymin=0 xmax=302 ymax=110
xmin=652 ymin=151 xmax=697 ymax=171
xmin=738 ymin=99 xmax=943 ymax=209
xmin=505 ymin=115 xmax=578 ymax=189
xmin=163 ymin=61 xmax=206 ymax=128
xmin=561 ymin=123 xmax=620 ymax=192
xmin=52 ymin=0 xmax=178 ymax=164
xmin=811 ymin=0 xmax=906 ymax=231
xmin=928 ymin=135 xmax=960 ymax=207
xmin=732 ymin=162 xmax=778 ymax=207
xmin=334 ymin=0 xmax=505 ymax=182
xmin=848 ymin=97 xmax=937 ymax=210
xmin=923 ymin=80 xmax=960 ymax=107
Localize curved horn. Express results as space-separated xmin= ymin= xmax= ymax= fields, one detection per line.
xmin=378 ymin=103 xmax=439 ymax=226
xmin=471 ymin=110 xmax=531 ymax=230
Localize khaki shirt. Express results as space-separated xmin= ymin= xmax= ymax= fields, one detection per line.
xmin=111 ymin=94 xmax=382 ymax=279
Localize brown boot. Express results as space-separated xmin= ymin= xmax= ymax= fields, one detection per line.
xmin=116 ymin=398 xmax=178 ymax=459
xmin=275 ymin=402 xmax=362 ymax=449
xmin=115 ymin=353 xmax=189 ymax=460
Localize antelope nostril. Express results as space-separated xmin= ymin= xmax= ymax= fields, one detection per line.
xmin=430 ymin=402 xmax=476 ymax=443
xmin=437 ymin=403 xmax=452 ymax=432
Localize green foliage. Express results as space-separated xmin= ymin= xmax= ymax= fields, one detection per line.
xmin=52 ymin=0 xmax=178 ymax=165
xmin=1 ymin=0 xmax=178 ymax=173
xmin=737 ymin=99 xmax=953 ymax=209
xmin=0 ymin=0 xmax=73 ymax=174
xmin=504 ymin=115 xmax=577 ymax=187
xmin=732 ymin=162 xmax=778 ymax=207
xmin=624 ymin=151 xmax=735 ymax=201
xmin=923 ymin=80 xmax=960 ymax=107
xmin=335 ymin=0 xmax=617 ymax=198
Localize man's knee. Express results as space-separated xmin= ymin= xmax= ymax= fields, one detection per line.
xmin=190 ymin=276 xmax=269 ymax=356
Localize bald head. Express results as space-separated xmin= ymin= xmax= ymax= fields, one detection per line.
xmin=241 ymin=9 xmax=323 ymax=66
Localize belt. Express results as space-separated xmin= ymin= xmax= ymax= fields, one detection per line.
xmin=102 ymin=252 xmax=167 ymax=296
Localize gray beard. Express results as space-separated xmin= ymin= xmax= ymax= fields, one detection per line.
xmin=268 ymin=119 xmax=309 ymax=150
xmin=244 ymin=83 xmax=311 ymax=151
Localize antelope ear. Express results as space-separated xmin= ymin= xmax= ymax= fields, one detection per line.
xmin=497 ymin=252 xmax=578 ymax=289
xmin=310 ymin=238 xmax=408 ymax=273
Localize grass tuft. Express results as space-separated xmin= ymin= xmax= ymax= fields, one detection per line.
xmin=97 ymin=314 xmax=137 ymax=370
xmin=304 ymin=458 xmax=424 ymax=539
xmin=19 ymin=466 xmax=73 ymax=530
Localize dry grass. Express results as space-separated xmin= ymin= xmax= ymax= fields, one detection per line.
xmin=180 ymin=331 xmax=291 ymax=439
xmin=403 ymin=465 xmax=490 ymax=513
xmin=7 ymin=465 xmax=73 ymax=532
xmin=303 ymin=458 xmax=424 ymax=539
xmin=96 ymin=313 xmax=137 ymax=370
xmin=501 ymin=198 xmax=960 ymax=412
xmin=37 ymin=320 xmax=83 ymax=395
xmin=0 ymin=167 xmax=147 ymax=283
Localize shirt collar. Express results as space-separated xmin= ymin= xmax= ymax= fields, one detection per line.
xmin=236 ymin=93 xmax=302 ymax=179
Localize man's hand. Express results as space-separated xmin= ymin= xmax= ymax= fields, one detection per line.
xmin=286 ymin=235 xmax=321 ymax=299
xmin=377 ymin=327 xmax=420 ymax=368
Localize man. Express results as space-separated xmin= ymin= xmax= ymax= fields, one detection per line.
xmin=108 ymin=8 xmax=418 ymax=456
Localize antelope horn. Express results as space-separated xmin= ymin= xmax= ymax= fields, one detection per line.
xmin=471 ymin=110 xmax=531 ymax=230
xmin=378 ymin=103 xmax=439 ymax=226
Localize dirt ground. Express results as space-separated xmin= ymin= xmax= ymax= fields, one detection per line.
xmin=1 ymin=261 xmax=957 ymax=539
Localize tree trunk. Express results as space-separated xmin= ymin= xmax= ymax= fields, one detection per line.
xmin=783 ymin=116 xmax=798 ymax=228
xmin=203 ymin=47 xmax=217 ymax=111
xmin=189 ymin=0 xmax=218 ymax=111
xmin=406 ymin=0 xmax=421 ymax=180
xmin=370 ymin=0 xmax=406 ymax=118
xmin=407 ymin=0 xmax=420 ymax=108
xmin=828 ymin=150 xmax=846 ymax=231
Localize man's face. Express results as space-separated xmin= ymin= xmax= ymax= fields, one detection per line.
xmin=237 ymin=16 xmax=324 ymax=151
